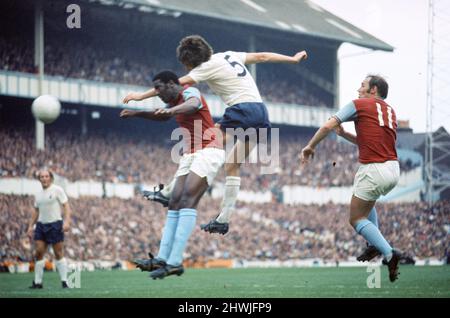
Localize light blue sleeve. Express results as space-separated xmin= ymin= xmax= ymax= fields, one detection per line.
xmin=182 ymin=87 xmax=203 ymax=109
xmin=333 ymin=101 xmax=357 ymax=123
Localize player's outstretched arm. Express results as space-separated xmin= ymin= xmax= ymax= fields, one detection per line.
xmin=119 ymin=109 xmax=171 ymax=121
xmin=123 ymin=88 xmax=158 ymax=104
xmin=245 ymin=51 xmax=308 ymax=65
xmin=178 ymin=76 xmax=196 ymax=86
xmin=308 ymin=117 xmax=340 ymax=148
xmin=123 ymin=77 xmax=196 ymax=103
xmin=154 ymin=97 xmax=201 ymax=116
xmin=300 ymin=117 xmax=339 ymax=164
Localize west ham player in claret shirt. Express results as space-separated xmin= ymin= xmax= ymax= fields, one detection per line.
xmin=120 ymin=70 xmax=225 ymax=279
xmin=301 ymin=75 xmax=403 ymax=283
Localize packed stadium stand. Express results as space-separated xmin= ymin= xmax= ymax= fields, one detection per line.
xmin=0 ymin=0 xmax=447 ymax=270
xmin=1 ymin=194 xmax=448 ymax=264
xmin=0 ymin=0 xmax=336 ymax=107
xmin=0 ymin=105 xmax=419 ymax=190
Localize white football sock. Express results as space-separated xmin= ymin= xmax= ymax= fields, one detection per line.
xmin=216 ymin=176 xmax=241 ymax=223
xmin=161 ymin=178 xmax=175 ymax=198
xmin=55 ymin=258 xmax=68 ymax=282
xmin=385 ymin=252 xmax=393 ymax=262
xmin=34 ymin=259 xmax=45 ymax=284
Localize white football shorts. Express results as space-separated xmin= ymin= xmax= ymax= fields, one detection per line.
xmin=353 ymin=160 xmax=400 ymax=201
xmin=175 ymin=147 xmax=225 ymax=185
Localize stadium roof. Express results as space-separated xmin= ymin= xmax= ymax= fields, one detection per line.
xmin=90 ymin=0 xmax=394 ymax=51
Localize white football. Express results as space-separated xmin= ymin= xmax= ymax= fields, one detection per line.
xmin=31 ymin=95 xmax=61 ymax=124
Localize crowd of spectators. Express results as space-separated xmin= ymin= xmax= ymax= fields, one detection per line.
xmin=0 ymin=127 xmax=420 ymax=192
xmin=258 ymin=76 xmax=329 ymax=107
xmin=1 ymin=194 xmax=448 ymax=263
xmin=0 ymin=36 xmax=330 ymax=107
xmin=0 ymin=128 xmax=177 ymax=185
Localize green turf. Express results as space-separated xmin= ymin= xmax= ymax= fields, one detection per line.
xmin=0 ymin=266 xmax=449 ymax=298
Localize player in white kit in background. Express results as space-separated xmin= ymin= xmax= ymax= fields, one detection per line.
xmin=27 ymin=170 xmax=72 ymax=289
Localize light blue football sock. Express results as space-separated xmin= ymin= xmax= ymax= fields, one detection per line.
xmin=355 ymin=219 xmax=393 ymax=260
xmin=366 ymin=207 xmax=379 ymax=247
xmin=167 ymin=208 xmax=197 ymax=266
xmin=368 ymin=207 xmax=379 ymax=228
xmin=157 ymin=210 xmax=179 ymax=261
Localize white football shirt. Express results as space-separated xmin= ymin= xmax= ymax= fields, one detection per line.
xmin=34 ymin=184 xmax=68 ymax=224
xmin=187 ymin=51 xmax=263 ymax=106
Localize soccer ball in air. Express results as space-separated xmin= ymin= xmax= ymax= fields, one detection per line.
xmin=31 ymin=95 xmax=61 ymax=124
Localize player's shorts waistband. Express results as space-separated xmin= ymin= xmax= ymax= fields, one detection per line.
xmin=359 ymin=160 xmax=399 ymax=166
xmin=218 ymin=102 xmax=271 ymax=132
xmin=37 ymin=219 xmax=63 ymax=225
xmin=229 ymin=102 xmax=266 ymax=108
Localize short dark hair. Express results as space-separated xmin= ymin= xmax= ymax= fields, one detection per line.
xmin=367 ymin=74 xmax=388 ymax=99
xmin=152 ymin=70 xmax=180 ymax=84
xmin=177 ymin=35 xmax=213 ymax=68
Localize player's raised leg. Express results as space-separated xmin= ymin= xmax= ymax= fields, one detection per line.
xmin=201 ymin=137 xmax=256 ymax=234
xmin=350 ymin=195 xmax=401 ymax=282
xmin=357 ymin=206 xmax=382 ymax=261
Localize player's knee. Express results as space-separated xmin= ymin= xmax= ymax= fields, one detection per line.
xmin=168 ymin=198 xmax=180 ymax=211
xmin=178 ymin=197 xmax=192 ymax=209
xmin=35 ymin=252 xmax=44 ymax=260
xmin=55 ymin=252 xmax=64 ymax=260
xmin=35 ymin=247 xmax=45 ymax=259
xmin=54 ymin=248 xmax=64 ymax=260
xmin=169 ymin=190 xmax=183 ymax=210
xmin=178 ymin=193 xmax=197 ymax=209
xmin=349 ymin=218 xmax=356 ymax=228
xmin=349 ymin=216 xmax=361 ymax=228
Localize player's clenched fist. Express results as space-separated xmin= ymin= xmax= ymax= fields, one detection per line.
xmin=294 ymin=50 xmax=308 ymax=63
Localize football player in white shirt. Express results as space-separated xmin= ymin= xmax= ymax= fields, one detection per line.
xmin=123 ymin=35 xmax=307 ymax=234
xmin=27 ymin=170 xmax=72 ymax=289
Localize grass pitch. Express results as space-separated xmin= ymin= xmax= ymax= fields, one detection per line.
xmin=1 ymin=266 xmax=449 ymax=298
